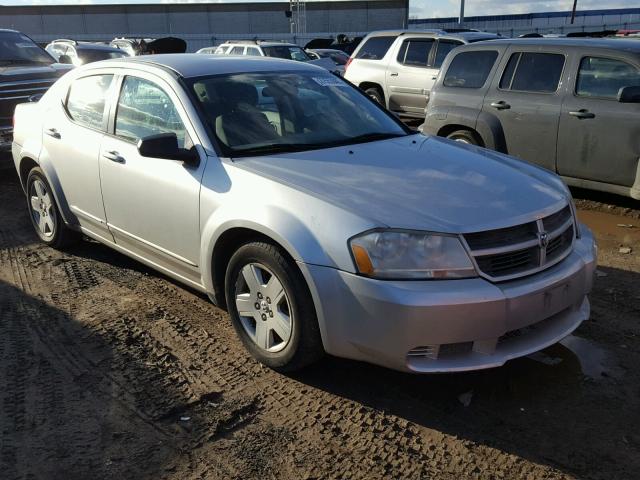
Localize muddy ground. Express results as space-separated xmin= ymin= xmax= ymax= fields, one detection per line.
xmin=0 ymin=166 xmax=639 ymax=480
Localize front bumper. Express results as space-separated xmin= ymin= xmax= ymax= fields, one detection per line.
xmin=301 ymin=226 xmax=596 ymax=373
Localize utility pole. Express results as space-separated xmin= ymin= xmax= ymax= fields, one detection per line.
xmin=459 ymin=0 xmax=465 ymax=25
xmin=570 ymin=0 xmax=578 ymax=24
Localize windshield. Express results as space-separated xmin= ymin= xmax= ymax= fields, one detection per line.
xmin=78 ymin=49 xmax=127 ymax=64
xmin=190 ymin=71 xmax=409 ymax=157
xmin=0 ymin=32 xmax=54 ymax=65
xmin=261 ymin=46 xmax=310 ymax=62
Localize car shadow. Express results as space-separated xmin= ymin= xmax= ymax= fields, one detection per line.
xmin=290 ymin=264 xmax=640 ymax=479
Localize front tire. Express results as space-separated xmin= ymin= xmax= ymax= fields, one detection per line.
xmin=26 ymin=167 xmax=80 ymax=249
xmin=225 ymin=241 xmax=324 ymax=372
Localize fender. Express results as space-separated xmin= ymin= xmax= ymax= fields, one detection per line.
xmin=475 ymin=110 xmax=507 ymax=153
xmin=422 ymin=105 xmax=479 ymax=138
xmin=199 ymin=206 xmax=333 ymax=296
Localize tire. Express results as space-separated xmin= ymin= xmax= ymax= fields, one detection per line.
xmin=225 ymin=241 xmax=324 ymax=372
xmin=26 ymin=167 xmax=80 ymax=249
xmin=446 ymin=129 xmax=481 ymax=146
xmin=364 ymin=86 xmax=384 ymax=106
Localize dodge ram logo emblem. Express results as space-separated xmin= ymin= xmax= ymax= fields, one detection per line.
xmin=538 ymin=231 xmax=550 ymax=249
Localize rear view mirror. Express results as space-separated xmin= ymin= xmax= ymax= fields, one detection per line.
xmin=58 ymin=54 xmax=73 ymax=64
xmin=618 ymin=86 xmax=640 ymax=103
xmin=137 ymin=133 xmax=199 ymax=164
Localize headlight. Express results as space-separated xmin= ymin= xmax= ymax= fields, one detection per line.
xmin=349 ymin=230 xmax=477 ymax=280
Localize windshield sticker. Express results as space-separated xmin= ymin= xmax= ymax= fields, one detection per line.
xmin=312 ymin=76 xmax=345 ymax=87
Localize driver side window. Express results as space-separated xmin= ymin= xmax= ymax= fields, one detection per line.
xmin=115 ymin=76 xmax=189 ymax=148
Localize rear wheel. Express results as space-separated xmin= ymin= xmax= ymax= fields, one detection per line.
xmin=364 ymin=86 xmax=384 ymax=106
xmin=26 ymin=167 xmax=80 ymax=249
xmin=225 ymin=241 xmax=324 ymax=372
xmin=446 ymin=129 xmax=481 ymax=146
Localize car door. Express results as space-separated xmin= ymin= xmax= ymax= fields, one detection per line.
xmin=557 ymin=54 xmax=640 ymax=187
xmin=482 ymin=47 xmax=567 ymax=171
xmin=99 ymin=73 xmax=207 ymax=286
xmin=40 ymin=72 xmax=115 ymax=242
xmin=385 ymin=37 xmax=436 ymax=116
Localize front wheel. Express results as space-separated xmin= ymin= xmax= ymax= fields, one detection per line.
xmin=225 ymin=241 xmax=324 ymax=372
xmin=26 ymin=167 xmax=80 ymax=249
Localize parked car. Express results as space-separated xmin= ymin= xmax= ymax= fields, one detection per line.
xmin=196 ymin=46 xmax=217 ymax=54
xmin=110 ymin=37 xmax=186 ymax=56
xmin=46 ymin=39 xmax=128 ymax=66
xmin=306 ymin=48 xmax=350 ymax=75
xmin=304 ymin=35 xmax=364 ymax=55
xmin=422 ymin=38 xmax=640 ymax=200
xmin=213 ymin=40 xmax=340 ymax=74
xmin=0 ymin=29 xmax=73 ymax=152
xmin=12 ymin=55 xmax=596 ymax=373
xmin=344 ymin=29 xmax=501 ymax=118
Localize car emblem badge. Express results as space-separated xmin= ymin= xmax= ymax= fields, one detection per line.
xmin=538 ymin=231 xmax=550 ymax=249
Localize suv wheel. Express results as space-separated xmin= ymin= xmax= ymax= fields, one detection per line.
xmin=446 ymin=130 xmax=481 ymax=146
xmin=225 ymin=241 xmax=324 ymax=372
xmin=26 ymin=167 xmax=80 ymax=249
xmin=364 ymin=87 xmax=384 ymax=106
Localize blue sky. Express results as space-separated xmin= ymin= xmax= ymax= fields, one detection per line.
xmin=2 ymin=0 xmax=633 ymax=19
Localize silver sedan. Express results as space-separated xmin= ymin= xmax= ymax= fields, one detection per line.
xmin=12 ymin=55 xmax=597 ymax=373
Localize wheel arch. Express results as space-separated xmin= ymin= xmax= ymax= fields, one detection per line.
xmin=437 ymin=124 xmax=484 ymax=146
xmin=358 ymin=81 xmax=385 ymax=102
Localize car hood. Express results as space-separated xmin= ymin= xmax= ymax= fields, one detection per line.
xmin=235 ymin=135 xmax=569 ymax=233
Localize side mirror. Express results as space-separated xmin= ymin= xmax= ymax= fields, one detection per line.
xmin=137 ymin=133 xmax=199 ymax=164
xmin=58 ymin=54 xmax=73 ymax=64
xmin=618 ymin=86 xmax=640 ymax=103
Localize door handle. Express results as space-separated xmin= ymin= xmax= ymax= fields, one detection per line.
xmin=103 ymin=150 xmax=125 ymax=163
xmin=45 ymin=128 xmax=61 ymax=139
xmin=389 ymin=72 xmax=398 ymax=77
xmin=569 ymin=109 xmax=595 ymax=119
xmin=490 ymin=101 xmax=511 ymax=110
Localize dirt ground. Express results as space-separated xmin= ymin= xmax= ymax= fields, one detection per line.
xmin=0 ymin=166 xmax=639 ymax=480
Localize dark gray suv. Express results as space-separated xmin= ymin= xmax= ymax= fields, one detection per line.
xmin=422 ymin=38 xmax=640 ymax=200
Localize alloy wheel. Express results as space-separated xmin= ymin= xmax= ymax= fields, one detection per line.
xmin=29 ymin=178 xmax=56 ymax=238
xmin=234 ymin=262 xmax=292 ymax=353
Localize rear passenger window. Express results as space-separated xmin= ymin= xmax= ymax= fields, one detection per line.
xmin=576 ymin=56 xmax=640 ymax=99
xmin=246 ymin=47 xmax=261 ymax=56
xmin=397 ymin=39 xmax=434 ymax=67
xmin=355 ymin=36 xmax=395 ymax=60
xmin=499 ymin=52 xmax=564 ymax=93
xmin=229 ymin=46 xmax=244 ymax=55
xmin=434 ymin=40 xmax=463 ymax=68
xmin=443 ymin=51 xmax=498 ymax=88
xmin=66 ymin=74 xmax=113 ymax=130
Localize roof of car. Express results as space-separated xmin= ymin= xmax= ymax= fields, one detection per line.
xmin=364 ymin=29 xmax=501 ymax=42
xmin=99 ymin=53 xmax=324 ymax=78
xmin=469 ymin=37 xmax=640 ymax=52
xmin=220 ymin=40 xmax=299 ymax=47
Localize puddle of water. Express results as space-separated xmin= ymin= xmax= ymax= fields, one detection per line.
xmin=559 ymin=335 xmax=612 ymax=379
xmin=577 ymin=210 xmax=640 ymax=251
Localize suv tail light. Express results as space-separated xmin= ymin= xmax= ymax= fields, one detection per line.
xmin=345 ymin=56 xmax=353 ymax=73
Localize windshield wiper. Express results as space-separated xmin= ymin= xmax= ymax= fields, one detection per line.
xmin=323 ymin=132 xmax=408 ymax=147
xmin=232 ymin=143 xmax=326 ymax=157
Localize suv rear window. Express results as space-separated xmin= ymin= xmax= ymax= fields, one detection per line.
xmin=355 ymin=36 xmax=395 ymax=60
xmin=397 ymin=39 xmax=434 ymax=67
xmin=576 ymin=56 xmax=640 ymax=99
xmin=443 ymin=51 xmax=498 ymax=88
xmin=499 ymin=52 xmax=565 ymax=93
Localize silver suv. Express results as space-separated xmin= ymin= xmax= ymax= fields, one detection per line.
xmin=344 ymin=29 xmax=500 ymax=118
xmin=422 ymin=38 xmax=640 ymax=200
xmin=12 ymin=55 xmax=595 ymax=374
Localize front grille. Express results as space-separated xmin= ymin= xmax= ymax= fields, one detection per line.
xmin=0 ymin=78 xmax=58 ymax=126
xmin=464 ymin=205 xmax=574 ymax=281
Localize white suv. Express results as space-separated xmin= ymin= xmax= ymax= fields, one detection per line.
xmin=212 ymin=40 xmax=311 ymax=61
xmin=345 ymin=29 xmax=500 ymax=118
